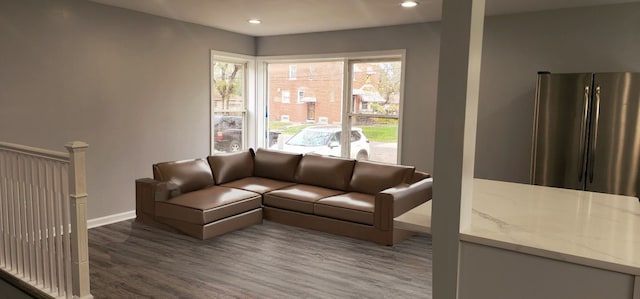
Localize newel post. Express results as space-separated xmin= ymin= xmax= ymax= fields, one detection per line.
xmin=65 ymin=141 xmax=93 ymax=299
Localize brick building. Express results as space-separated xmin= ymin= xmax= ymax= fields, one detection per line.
xmin=268 ymin=61 xmax=398 ymax=125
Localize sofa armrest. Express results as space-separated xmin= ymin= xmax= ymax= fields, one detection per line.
xmin=374 ymin=177 xmax=433 ymax=231
xmin=135 ymin=178 xmax=180 ymax=220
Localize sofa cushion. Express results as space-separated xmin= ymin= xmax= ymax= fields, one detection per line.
xmin=221 ymin=177 xmax=296 ymax=194
xmin=207 ymin=149 xmax=255 ymax=185
xmin=315 ymin=192 xmax=375 ymax=225
xmin=349 ymin=161 xmax=415 ymax=194
xmin=295 ymin=155 xmax=355 ymax=191
xmin=153 ymin=159 xmax=214 ymax=194
xmin=263 ymin=185 xmax=344 ymax=214
xmin=155 ymin=186 xmax=261 ymax=225
xmin=254 ymin=148 xmax=302 ymax=182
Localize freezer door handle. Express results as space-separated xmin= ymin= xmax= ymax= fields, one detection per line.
xmin=579 ymin=85 xmax=590 ymax=182
xmin=589 ymin=86 xmax=601 ymax=183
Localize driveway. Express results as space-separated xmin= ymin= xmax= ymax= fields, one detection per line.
xmin=369 ymin=141 xmax=397 ymax=164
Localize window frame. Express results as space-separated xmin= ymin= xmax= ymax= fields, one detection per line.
xmin=297 ymin=88 xmax=305 ymax=104
xmin=289 ymin=65 xmax=297 ymax=80
xmin=344 ymin=58 xmax=403 ymax=160
xmin=257 ymin=50 xmax=406 ymax=164
xmin=281 ymin=90 xmax=290 ymax=104
xmin=210 ymin=51 xmax=256 ymax=154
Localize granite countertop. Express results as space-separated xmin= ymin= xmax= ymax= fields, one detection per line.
xmin=394 ymin=179 xmax=640 ymax=275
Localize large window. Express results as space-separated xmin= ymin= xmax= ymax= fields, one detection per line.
xmin=348 ymin=60 xmax=402 ymax=163
xmin=263 ymin=52 xmax=404 ymax=164
xmin=211 ymin=53 xmax=250 ymax=153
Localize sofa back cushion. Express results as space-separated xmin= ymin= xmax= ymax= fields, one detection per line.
xmin=153 ymin=159 xmax=214 ymax=194
xmin=349 ymin=161 xmax=415 ymax=194
xmin=295 ymin=155 xmax=355 ymax=191
xmin=253 ymin=148 xmax=302 ymax=182
xmin=207 ymin=149 xmax=255 ymax=185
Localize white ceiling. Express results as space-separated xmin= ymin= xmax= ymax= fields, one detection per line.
xmin=90 ymin=0 xmax=640 ymax=36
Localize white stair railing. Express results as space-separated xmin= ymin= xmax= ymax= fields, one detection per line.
xmin=0 ymin=141 xmax=92 ymax=299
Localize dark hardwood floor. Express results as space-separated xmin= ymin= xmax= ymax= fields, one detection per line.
xmin=89 ymin=220 xmax=432 ymax=299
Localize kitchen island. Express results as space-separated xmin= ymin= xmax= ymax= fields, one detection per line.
xmin=395 ymin=179 xmax=640 ymax=299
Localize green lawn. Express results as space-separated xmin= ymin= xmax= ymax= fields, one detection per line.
xmin=269 ymin=122 xmax=314 ymax=135
xmin=361 ymin=125 xmax=398 ymax=142
xmin=268 ymin=122 xmax=289 ymax=130
xmin=284 ymin=124 xmax=315 ymax=135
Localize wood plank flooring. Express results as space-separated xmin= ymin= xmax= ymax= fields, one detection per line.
xmin=89 ymin=220 xmax=432 ymax=298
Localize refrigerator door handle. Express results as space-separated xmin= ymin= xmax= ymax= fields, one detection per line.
xmin=589 ymin=85 xmax=601 ymax=183
xmin=578 ymin=85 xmax=590 ymax=182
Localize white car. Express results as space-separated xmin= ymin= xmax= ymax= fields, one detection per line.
xmin=272 ymin=125 xmax=370 ymax=160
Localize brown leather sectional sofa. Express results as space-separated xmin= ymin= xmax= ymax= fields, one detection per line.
xmin=135 ymin=148 xmax=433 ymax=245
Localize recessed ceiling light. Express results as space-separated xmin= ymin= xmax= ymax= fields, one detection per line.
xmin=248 ymin=19 xmax=261 ymax=24
xmin=401 ymin=1 xmax=419 ymax=8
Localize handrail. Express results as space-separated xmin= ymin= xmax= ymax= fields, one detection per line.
xmin=0 ymin=141 xmax=69 ymax=162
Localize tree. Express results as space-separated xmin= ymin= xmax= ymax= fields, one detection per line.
xmin=376 ymin=62 xmax=401 ymax=105
xmin=212 ymin=62 xmax=242 ymax=110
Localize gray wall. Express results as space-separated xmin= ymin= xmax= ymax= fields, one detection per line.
xmin=257 ymin=24 xmax=442 ymax=173
xmin=0 ymin=0 xmax=254 ymax=219
xmin=476 ymin=3 xmax=640 ymax=183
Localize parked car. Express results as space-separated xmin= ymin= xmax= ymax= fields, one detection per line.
xmin=213 ymin=115 xmax=281 ymax=152
xmin=272 ymin=125 xmax=370 ymax=160
xmin=213 ymin=115 xmax=243 ymax=152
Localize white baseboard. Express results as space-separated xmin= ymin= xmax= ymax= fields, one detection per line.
xmin=88 ymin=210 xmax=136 ymax=229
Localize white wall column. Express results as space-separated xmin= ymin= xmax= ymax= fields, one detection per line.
xmin=431 ymin=0 xmax=485 ymax=298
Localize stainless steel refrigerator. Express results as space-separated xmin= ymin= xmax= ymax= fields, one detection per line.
xmin=531 ymin=72 xmax=640 ymax=197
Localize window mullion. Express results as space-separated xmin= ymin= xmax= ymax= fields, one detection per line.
xmin=341 ymin=59 xmax=352 ymax=159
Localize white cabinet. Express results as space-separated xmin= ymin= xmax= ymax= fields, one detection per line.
xmin=459 ymin=242 xmax=636 ymax=299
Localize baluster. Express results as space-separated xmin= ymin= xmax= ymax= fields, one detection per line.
xmin=18 ymin=154 xmax=26 ymax=278
xmin=46 ymin=160 xmax=57 ymax=293
xmin=53 ymin=161 xmax=65 ymax=296
xmin=0 ymin=152 xmax=6 ymax=267
xmin=61 ymin=163 xmax=73 ymax=297
xmin=18 ymin=154 xmax=27 ymax=279
xmin=31 ymin=158 xmax=42 ymax=286
xmin=29 ymin=159 xmax=37 ymax=284
xmin=17 ymin=153 xmax=25 ymax=276
xmin=38 ymin=159 xmax=50 ymax=290
xmin=24 ymin=156 xmax=32 ymax=280
xmin=0 ymin=151 xmax=6 ymax=267
xmin=9 ymin=151 xmax=18 ymax=273
xmin=21 ymin=154 xmax=33 ymax=281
